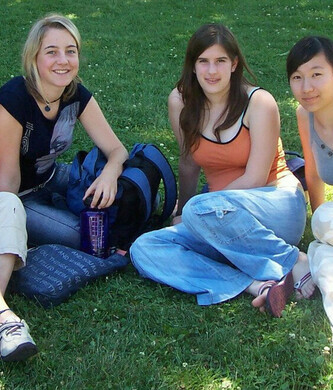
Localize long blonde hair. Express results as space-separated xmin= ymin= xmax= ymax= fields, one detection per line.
xmin=22 ymin=13 xmax=82 ymax=102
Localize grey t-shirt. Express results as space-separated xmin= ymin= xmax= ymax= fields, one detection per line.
xmin=309 ymin=112 xmax=333 ymax=185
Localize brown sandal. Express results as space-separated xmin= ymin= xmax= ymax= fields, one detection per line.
xmin=266 ymin=272 xmax=294 ymax=318
xmin=257 ymin=280 xmax=277 ymax=297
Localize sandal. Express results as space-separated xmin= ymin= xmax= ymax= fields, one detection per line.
xmin=265 ymin=272 xmax=294 ymax=318
xmin=257 ymin=280 xmax=277 ymax=297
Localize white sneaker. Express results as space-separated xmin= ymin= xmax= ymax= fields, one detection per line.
xmin=0 ymin=319 xmax=38 ymax=361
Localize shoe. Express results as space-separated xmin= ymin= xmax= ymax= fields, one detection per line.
xmin=0 ymin=319 xmax=38 ymax=362
xmin=264 ymin=272 xmax=294 ymax=318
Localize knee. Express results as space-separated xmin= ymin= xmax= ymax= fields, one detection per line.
xmin=182 ymin=193 xmax=205 ymax=226
xmin=0 ymin=192 xmax=26 ymax=215
xmin=312 ymin=202 xmax=333 ymax=245
xmin=130 ymin=231 xmax=160 ymax=273
xmin=130 ymin=231 xmax=155 ymax=258
xmin=0 ymin=192 xmax=22 ymax=207
xmin=130 ymin=227 xmax=173 ymax=260
xmin=182 ymin=192 xmax=228 ymax=227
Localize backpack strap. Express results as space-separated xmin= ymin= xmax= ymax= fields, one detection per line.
xmin=129 ymin=143 xmax=144 ymax=158
xmin=120 ymin=167 xmax=152 ymax=221
xmin=137 ymin=143 xmax=177 ymax=221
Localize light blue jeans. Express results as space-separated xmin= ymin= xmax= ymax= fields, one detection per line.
xmin=130 ymin=186 xmax=307 ymax=305
xmin=20 ymin=163 xmax=81 ymax=249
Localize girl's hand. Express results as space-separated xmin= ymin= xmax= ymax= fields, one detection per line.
xmin=79 ymin=97 xmax=129 ymax=209
xmin=83 ymin=170 xmax=118 ymax=209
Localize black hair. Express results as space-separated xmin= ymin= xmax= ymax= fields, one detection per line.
xmin=287 ymin=36 xmax=333 ymax=81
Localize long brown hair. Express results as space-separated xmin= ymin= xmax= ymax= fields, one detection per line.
xmin=177 ymin=24 xmax=256 ymax=154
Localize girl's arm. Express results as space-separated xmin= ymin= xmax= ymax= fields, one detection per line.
xmin=0 ymin=105 xmax=22 ymax=193
xmin=223 ymin=89 xmax=280 ymax=190
xmin=296 ymin=105 xmax=325 ymax=212
xmin=168 ymin=88 xmax=201 ymax=217
xmin=79 ymin=96 xmax=128 ymax=209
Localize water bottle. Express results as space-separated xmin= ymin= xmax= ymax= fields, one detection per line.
xmin=80 ymin=196 xmax=109 ymax=258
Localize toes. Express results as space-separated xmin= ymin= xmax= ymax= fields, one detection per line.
xmin=295 ymin=280 xmax=316 ymax=299
xmin=295 ymin=290 xmax=304 ymax=300
xmin=252 ymin=289 xmax=268 ymax=310
xmin=302 ymin=282 xmax=316 ymax=299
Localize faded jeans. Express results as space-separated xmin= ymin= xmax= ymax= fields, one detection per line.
xmin=20 ymin=163 xmax=81 ymax=249
xmin=130 ymin=185 xmax=307 ymax=305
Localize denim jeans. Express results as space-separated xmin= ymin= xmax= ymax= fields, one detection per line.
xmin=130 ymin=185 xmax=307 ymax=305
xmin=20 ymin=163 xmax=81 ymax=249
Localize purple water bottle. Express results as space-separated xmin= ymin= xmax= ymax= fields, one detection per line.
xmin=80 ymin=196 xmax=109 ymax=258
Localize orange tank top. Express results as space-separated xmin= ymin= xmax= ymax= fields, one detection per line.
xmin=191 ymin=90 xmax=289 ymax=192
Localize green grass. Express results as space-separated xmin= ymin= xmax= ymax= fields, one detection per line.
xmin=1 ymin=0 xmax=333 ymax=388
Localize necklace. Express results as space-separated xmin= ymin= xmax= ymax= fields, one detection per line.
xmin=44 ymin=96 xmax=62 ymax=112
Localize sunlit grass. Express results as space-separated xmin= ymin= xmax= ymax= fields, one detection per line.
xmin=1 ymin=0 xmax=333 ymax=389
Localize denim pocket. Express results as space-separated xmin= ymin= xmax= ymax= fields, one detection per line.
xmin=185 ymin=193 xmax=256 ymax=244
xmin=190 ymin=194 xmax=237 ymax=217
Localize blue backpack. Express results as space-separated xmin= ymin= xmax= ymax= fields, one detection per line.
xmin=67 ymin=143 xmax=177 ymax=250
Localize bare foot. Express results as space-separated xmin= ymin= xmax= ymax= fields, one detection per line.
xmin=248 ymin=273 xmax=294 ymax=318
xmin=246 ymin=280 xmax=276 ymax=313
xmin=252 ymin=291 xmax=268 ymax=313
xmin=292 ymin=251 xmax=316 ymax=299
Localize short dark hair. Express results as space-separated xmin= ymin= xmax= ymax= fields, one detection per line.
xmin=286 ymin=36 xmax=333 ymax=81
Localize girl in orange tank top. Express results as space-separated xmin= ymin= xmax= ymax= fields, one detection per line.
xmin=130 ymin=24 xmax=315 ymax=317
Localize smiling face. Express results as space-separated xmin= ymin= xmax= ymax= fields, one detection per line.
xmin=289 ymin=52 xmax=333 ymax=113
xmin=36 ymin=27 xmax=79 ymax=95
xmin=194 ymin=44 xmax=238 ymax=101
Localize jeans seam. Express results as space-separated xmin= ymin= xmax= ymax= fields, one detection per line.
xmin=24 ymin=204 xmax=79 ymax=232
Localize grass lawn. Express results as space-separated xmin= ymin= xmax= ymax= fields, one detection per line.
xmin=1 ymin=0 xmax=333 ymax=388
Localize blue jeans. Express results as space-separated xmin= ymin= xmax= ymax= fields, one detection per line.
xmin=130 ymin=186 xmax=307 ymax=305
xmin=20 ymin=163 xmax=81 ymax=248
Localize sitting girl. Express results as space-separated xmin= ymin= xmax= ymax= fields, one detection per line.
xmin=130 ymin=23 xmax=315 ymax=317
xmin=0 ymin=14 xmax=128 ymax=248
xmin=287 ymin=35 xmax=333 ymax=329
